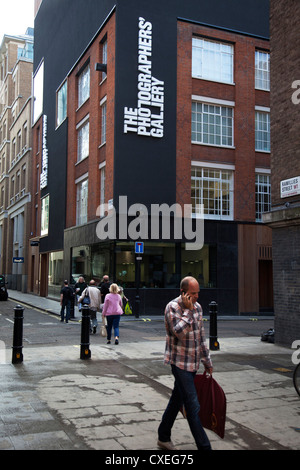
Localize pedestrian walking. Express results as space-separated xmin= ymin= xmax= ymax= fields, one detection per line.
xmin=60 ymin=280 xmax=73 ymax=323
xmin=74 ymin=276 xmax=87 ymax=312
xmin=102 ymin=283 xmax=123 ymax=344
xmin=79 ymin=280 xmax=101 ymax=334
xmin=157 ymin=276 xmax=213 ymax=451
xmin=100 ymin=275 xmax=111 ymax=304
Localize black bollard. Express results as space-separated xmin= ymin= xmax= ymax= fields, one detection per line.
xmin=209 ymin=301 xmax=220 ymax=351
xmin=12 ymin=305 xmax=24 ymax=364
xmin=80 ymin=306 xmax=91 ymax=360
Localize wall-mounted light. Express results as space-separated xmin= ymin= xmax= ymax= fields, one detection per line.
xmin=95 ymin=63 xmax=107 ymax=73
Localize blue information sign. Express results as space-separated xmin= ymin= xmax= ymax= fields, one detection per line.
xmin=135 ymin=242 xmax=144 ymax=254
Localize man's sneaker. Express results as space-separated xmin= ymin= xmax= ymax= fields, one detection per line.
xmin=157 ymin=440 xmax=178 ymax=451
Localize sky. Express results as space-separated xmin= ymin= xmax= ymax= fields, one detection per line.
xmin=0 ymin=0 xmax=34 ymax=41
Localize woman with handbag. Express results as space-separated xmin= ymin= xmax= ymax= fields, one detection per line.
xmin=102 ymin=283 xmax=124 ymax=344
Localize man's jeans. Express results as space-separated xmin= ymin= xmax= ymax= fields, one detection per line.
xmin=158 ymin=364 xmax=211 ymax=450
xmin=61 ymin=300 xmax=71 ymax=322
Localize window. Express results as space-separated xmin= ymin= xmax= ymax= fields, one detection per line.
xmin=116 ymin=242 xmax=176 ymax=288
xmin=255 ymin=111 xmax=270 ymax=152
xmin=182 ymin=244 xmax=217 ymax=288
xmin=41 ymin=194 xmax=49 ymax=236
xmin=255 ymin=173 xmax=271 ymax=221
xmin=192 ymin=166 xmax=234 ymax=220
xmin=255 ymin=51 xmax=270 ymax=91
xmin=102 ymin=39 xmax=107 ymax=81
xmin=77 ymin=118 xmax=89 ymax=162
xmin=76 ymin=178 xmax=88 ymax=226
xmin=33 ymin=60 xmax=44 ymax=124
xmin=56 ymin=80 xmax=67 ymax=127
xmin=78 ymin=64 xmax=90 ymax=107
xmin=100 ymin=99 xmax=107 ymax=145
xmin=192 ymin=102 xmax=233 ymax=147
xmin=22 ymin=123 xmax=28 ymax=150
xmin=100 ymin=164 xmax=105 ymax=207
xmin=192 ymin=37 xmax=234 ymax=84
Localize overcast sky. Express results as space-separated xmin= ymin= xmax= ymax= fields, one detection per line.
xmin=0 ymin=0 xmax=34 ymax=41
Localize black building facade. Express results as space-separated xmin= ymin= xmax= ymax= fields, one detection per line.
xmin=31 ymin=0 xmax=270 ymax=315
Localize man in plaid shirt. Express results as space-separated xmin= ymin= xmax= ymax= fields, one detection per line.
xmin=157 ymin=276 xmax=213 ymax=451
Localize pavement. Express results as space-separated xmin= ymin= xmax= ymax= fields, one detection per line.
xmin=0 ymin=290 xmax=299 ymax=453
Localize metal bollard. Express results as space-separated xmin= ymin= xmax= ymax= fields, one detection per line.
xmin=12 ymin=305 xmax=24 ymax=364
xmin=80 ymin=306 xmax=91 ymax=360
xmin=209 ymin=301 xmax=220 ymax=351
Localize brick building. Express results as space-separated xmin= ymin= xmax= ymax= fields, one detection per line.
xmin=263 ymin=0 xmax=300 ymax=345
xmin=29 ymin=0 xmax=271 ymax=315
xmin=0 ymin=29 xmax=34 ymax=292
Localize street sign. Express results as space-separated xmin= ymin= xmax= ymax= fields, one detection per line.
xmin=135 ymin=242 xmax=144 ymax=254
xmin=281 ymin=176 xmax=300 ymax=198
xmin=13 ymin=257 xmax=24 ymax=264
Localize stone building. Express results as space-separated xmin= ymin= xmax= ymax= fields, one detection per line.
xmin=0 ymin=29 xmax=34 ymax=292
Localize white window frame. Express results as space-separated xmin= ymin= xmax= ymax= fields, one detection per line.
xmin=255 ymin=107 xmax=270 ymax=152
xmin=100 ymin=96 xmax=107 ymax=145
xmin=56 ymin=79 xmax=67 ymax=128
xmin=255 ymin=50 xmax=270 ymax=91
xmin=192 ymin=37 xmax=234 ymax=84
xmin=99 ymin=161 xmax=106 ymax=217
xmin=78 ymin=64 xmax=90 ymax=108
xmin=77 ymin=115 xmax=89 ymax=162
xmin=76 ymin=175 xmax=88 ymax=226
xmin=191 ymin=162 xmax=234 ymax=221
xmin=32 ymin=60 xmax=44 ymax=125
xmin=192 ymin=96 xmax=234 ymax=148
xmin=41 ymin=194 xmax=49 ymax=237
xmin=255 ymin=170 xmax=271 ymax=222
xmin=102 ymin=39 xmax=107 ymax=81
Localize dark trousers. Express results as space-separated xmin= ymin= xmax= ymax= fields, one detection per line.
xmin=158 ymin=364 xmax=211 ymax=450
xmin=61 ymin=300 xmax=71 ymax=322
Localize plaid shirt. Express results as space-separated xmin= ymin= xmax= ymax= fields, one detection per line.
xmin=164 ymin=296 xmax=212 ymax=372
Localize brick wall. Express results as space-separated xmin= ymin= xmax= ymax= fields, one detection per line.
xmin=66 ymin=13 xmax=116 ymax=228
xmin=270 ymin=0 xmax=300 ymax=207
xmin=176 ymin=21 xmax=270 ymax=222
xmin=273 ymin=226 xmax=300 ymax=346
xmin=269 ymin=0 xmax=300 ymax=346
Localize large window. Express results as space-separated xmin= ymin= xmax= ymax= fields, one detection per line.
xmin=56 ymin=80 xmax=67 ymax=128
xmin=48 ymin=251 xmax=64 ymax=298
xmin=192 ymin=101 xmax=233 ymax=147
xmin=76 ymin=178 xmax=88 ymax=226
xmin=255 ymin=111 xmax=270 ymax=152
xmin=101 ymin=39 xmax=107 ymax=81
xmin=71 ymin=244 xmax=112 ymax=284
xmin=100 ymin=98 xmax=107 ymax=145
xmin=192 ymin=166 xmax=234 ymax=220
xmin=192 ymin=37 xmax=234 ymax=84
xmin=116 ymin=242 xmax=176 ymax=288
xmin=78 ymin=64 xmax=90 ymax=107
xmin=77 ymin=117 xmax=89 ymax=162
xmin=33 ymin=60 xmax=44 ymax=124
xmin=41 ymin=194 xmax=49 ymax=236
xmin=182 ymin=244 xmax=217 ymax=288
xmin=255 ymin=173 xmax=271 ymax=221
xmin=255 ymin=50 xmax=270 ymax=91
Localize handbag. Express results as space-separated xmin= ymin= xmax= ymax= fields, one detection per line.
xmin=124 ymin=301 xmax=132 ymax=315
xmin=82 ymin=288 xmax=90 ymax=306
xmin=101 ymin=316 xmax=107 ymax=337
xmin=181 ymin=372 xmax=226 ymax=439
